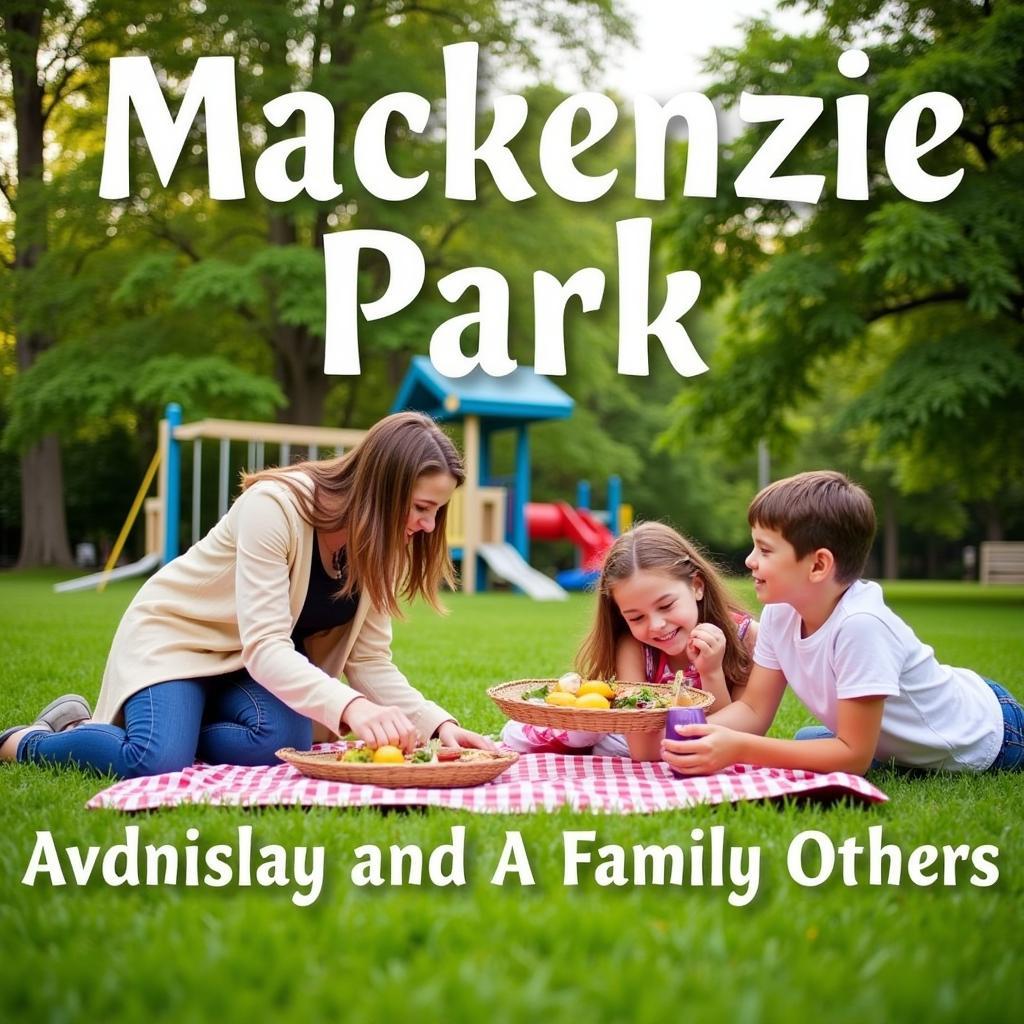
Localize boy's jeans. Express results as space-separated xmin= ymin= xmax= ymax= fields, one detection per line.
xmin=17 ymin=668 xmax=312 ymax=779
xmin=986 ymin=680 xmax=1024 ymax=770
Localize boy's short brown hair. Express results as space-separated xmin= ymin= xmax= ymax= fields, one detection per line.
xmin=747 ymin=470 xmax=876 ymax=584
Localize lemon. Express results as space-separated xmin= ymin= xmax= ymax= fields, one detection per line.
xmin=578 ymin=680 xmax=615 ymax=699
xmin=576 ymin=692 xmax=611 ymax=710
xmin=372 ymin=745 xmax=406 ymax=764
xmin=545 ymin=691 xmax=578 ymax=707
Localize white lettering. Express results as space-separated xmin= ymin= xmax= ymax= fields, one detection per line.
xmin=323 ymin=229 xmax=425 ymax=375
xmin=444 ymin=43 xmax=535 ymax=201
xmin=539 ymin=92 xmax=618 ymax=201
xmin=788 ymin=829 xmax=834 ymax=886
xmin=634 ymin=93 xmax=718 ymax=200
xmin=355 ymin=92 xmax=431 ymax=201
xmin=21 ymin=831 xmax=68 ymax=886
xmin=617 ymin=218 xmax=706 ymax=376
xmin=490 ymin=831 xmax=536 ymax=886
xmin=735 ymin=91 xmax=824 ymax=203
xmin=885 ymin=92 xmax=964 ymax=202
xmin=430 ymin=267 xmax=516 ymax=378
xmin=532 ymin=268 xmax=605 ymax=375
xmin=100 ymin=56 xmax=243 ymax=200
xmin=256 ymin=91 xmax=344 ymax=202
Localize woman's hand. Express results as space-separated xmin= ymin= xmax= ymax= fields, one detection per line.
xmin=342 ymin=697 xmax=418 ymax=752
xmin=437 ymin=721 xmax=498 ymax=751
xmin=686 ymin=622 xmax=727 ymax=676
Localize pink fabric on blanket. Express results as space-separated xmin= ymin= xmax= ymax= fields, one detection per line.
xmin=86 ymin=745 xmax=887 ymax=813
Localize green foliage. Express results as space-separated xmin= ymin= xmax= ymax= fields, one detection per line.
xmin=2 ymin=333 xmax=284 ymax=451
xmin=661 ymin=0 xmax=1024 ymax=538
xmin=133 ymin=354 xmax=285 ymax=417
xmin=1 ymin=0 xmax=650 ymax=547
xmin=171 ymin=258 xmax=267 ymax=314
xmin=845 ymin=330 xmax=1024 ymax=446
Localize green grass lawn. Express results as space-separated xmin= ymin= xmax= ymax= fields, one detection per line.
xmin=2 ymin=573 xmax=1023 ymax=1023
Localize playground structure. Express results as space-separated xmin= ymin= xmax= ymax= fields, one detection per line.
xmin=526 ymin=477 xmax=623 ymax=592
xmin=392 ymin=357 xmax=626 ymax=597
xmin=55 ymin=405 xmax=369 ymax=593
xmin=56 ymin=364 xmax=627 ymax=597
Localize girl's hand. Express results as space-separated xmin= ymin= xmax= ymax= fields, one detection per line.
xmin=342 ymin=697 xmax=418 ymax=752
xmin=661 ymin=722 xmax=743 ymax=775
xmin=686 ymin=622 xmax=727 ymax=675
xmin=437 ymin=722 xmax=498 ymax=751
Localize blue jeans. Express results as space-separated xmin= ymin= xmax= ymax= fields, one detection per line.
xmin=16 ymin=669 xmax=312 ymax=779
xmin=986 ymin=680 xmax=1024 ymax=771
xmin=794 ymin=679 xmax=1024 ymax=772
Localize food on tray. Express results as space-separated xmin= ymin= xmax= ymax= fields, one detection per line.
xmin=578 ymin=680 xmax=615 ymax=699
xmin=457 ymin=749 xmax=500 ymax=762
xmin=545 ymin=691 xmax=578 ymax=707
xmin=554 ymin=671 xmax=583 ymax=695
xmin=526 ymin=679 xmax=677 ymax=710
xmin=608 ymin=685 xmax=672 ymax=710
xmin=340 ymin=747 xmax=374 ymax=763
xmin=337 ymin=740 xmax=504 ymax=766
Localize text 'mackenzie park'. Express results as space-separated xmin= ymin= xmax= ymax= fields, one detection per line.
xmin=98 ymin=44 xmax=965 ymax=379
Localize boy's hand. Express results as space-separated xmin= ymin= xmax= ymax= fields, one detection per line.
xmin=686 ymin=623 xmax=727 ymax=676
xmin=661 ymin=722 xmax=743 ymax=774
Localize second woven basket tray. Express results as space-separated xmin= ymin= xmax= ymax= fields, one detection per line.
xmin=487 ymin=679 xmax=714 ymax=735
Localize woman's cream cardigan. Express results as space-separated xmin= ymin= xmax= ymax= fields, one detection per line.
xmin=92 ymin=476 xmax=454 ymax=741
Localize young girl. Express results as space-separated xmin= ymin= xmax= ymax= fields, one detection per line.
xmin=501 ymin=521 xmax=757 ymax=759
xmin=1 ymin=412 xmax=494 ymax=778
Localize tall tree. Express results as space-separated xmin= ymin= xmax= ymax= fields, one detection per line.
xmin=659 ymin=0 xmax=1024 ymax=542
xmin=1 ymin=2 xmax=86 ymax=566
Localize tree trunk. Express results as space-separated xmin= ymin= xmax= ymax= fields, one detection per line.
xmin=265 ymin=212 xmax=333 ymax=426
xmin=17 ymin=437 xmax=74 ymax=566
xmin=277 ymin=344 xmax=332 ymax=424
xmin=9 ymin=7 xmax=73 ymax=567
xmin=261 ymin=2 xmax=372 ymax=432
xmin=883 ymin=489 xmax=899 ymax=580
xmin=984 ymin=503 xmax=1004 ymax=542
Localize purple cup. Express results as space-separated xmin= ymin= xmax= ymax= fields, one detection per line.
xmin=665 ymin=707 xmax=707 ymax=777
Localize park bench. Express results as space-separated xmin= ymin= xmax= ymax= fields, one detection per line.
xmin=979 ymin=542 xmax=1024 ymax=584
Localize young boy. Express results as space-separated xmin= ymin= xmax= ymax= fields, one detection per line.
xmin=663 ymin=470 xmax=1023 ymax=776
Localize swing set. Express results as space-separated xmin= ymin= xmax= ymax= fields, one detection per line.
xmin=54 ymin=403 xmax=368 ymax=593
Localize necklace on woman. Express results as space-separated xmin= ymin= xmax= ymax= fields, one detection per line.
xmin=331 ymin=546 xmax=347 ymax=580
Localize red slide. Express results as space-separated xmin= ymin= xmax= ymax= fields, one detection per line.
xmin=525 ymin=501 xmax=615 ymax=571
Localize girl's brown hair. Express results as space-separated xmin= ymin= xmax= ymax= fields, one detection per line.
xmin=241 ymin=412 xmax=464 ymax=617
xmin=576 ymin=521 xmax=752 ymax=687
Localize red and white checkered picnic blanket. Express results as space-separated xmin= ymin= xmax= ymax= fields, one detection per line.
xmin=86 ymin=746 xmax=887 ymax=813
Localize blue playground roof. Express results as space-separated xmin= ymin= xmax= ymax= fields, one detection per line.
xmin=391 ymin=356 xmax=574 ymax=427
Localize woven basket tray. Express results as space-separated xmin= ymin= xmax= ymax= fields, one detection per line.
xmin=276 ymin=747 xmax=519 ymax=788
xmin=488 ymin=679 xmax=715 ymax=735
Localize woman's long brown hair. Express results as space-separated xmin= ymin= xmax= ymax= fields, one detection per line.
xmin=241 ymin=412 xmax=464 ymax=617
xmin=576 ymin=521 xmax=752 ymax=687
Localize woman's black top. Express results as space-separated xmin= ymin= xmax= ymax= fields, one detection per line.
xmin=291 ymin=543 xmax=360 ymax=655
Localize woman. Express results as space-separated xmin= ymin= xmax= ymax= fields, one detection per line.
xmin=1 ymin=412 xmax=494 ymax=777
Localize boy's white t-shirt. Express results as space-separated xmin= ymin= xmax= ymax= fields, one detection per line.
xmin=754 ymin=580 xmax=1003 ymax=771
